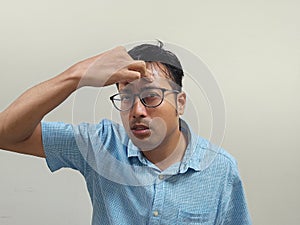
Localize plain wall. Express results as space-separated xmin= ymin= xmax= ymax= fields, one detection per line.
xmin=0 ymin=0 xmax=299 ymax=224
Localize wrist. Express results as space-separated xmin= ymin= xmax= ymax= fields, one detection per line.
xmin=62 ymin=63 xmax=85 ymax=90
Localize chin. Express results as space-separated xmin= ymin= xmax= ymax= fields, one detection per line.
xmin=129 ymin=132 xmax=163 ymax=152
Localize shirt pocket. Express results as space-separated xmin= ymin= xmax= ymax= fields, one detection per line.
xmin=177 ymin=210 xmax=214 ymax=225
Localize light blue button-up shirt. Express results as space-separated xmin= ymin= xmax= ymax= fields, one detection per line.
xmin=42 ymin=119 xmax=251 ymax=225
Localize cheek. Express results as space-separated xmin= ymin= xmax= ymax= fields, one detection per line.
xmin=149 ymin=117 xmax=167 ymax=133
xmin=159 ymin=100 xmax=177 ymax=117
xmin=163 ymin=95 xmax=177 ymax=108
xmin=158 ymin=102 xmax=180 ymax=126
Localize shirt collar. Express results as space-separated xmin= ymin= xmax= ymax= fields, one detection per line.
xmin=177 ymin=119 xmax=203 ymax=173
xmin=127 ymin=140 xmax=141 ymax=158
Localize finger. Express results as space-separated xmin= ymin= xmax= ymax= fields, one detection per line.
xmin=128 ymin=61 xmax=154 ymax=82
xmin=107 ymin=70 xmax=141 ymax=87
xmin=128 ymin=61 xmax=146 ymax=74
xmin=123 ymin=68 xmax=155 ymax=84
xmin=144 ymin=69 xmax=154 ymax=82
xmin=120 ymin=70 xmax=141 ymax=83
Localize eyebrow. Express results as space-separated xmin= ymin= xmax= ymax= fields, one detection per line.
xmin=140 ymin=85 xmax=160 ymax=90
xmin=119 ymin=89 xmax=132 ymax=94
xmin=120 ymin=84 xmax=134 ymax=93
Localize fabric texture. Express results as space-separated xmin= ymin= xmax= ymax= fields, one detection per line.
xmin=42 ymin=119 xmax=251 ymax=225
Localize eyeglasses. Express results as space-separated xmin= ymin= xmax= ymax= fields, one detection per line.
xmin=110 ymin=87 xmax=180 ymax=111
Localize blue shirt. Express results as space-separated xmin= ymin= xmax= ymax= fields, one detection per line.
xmin=42 ymin=119 xmax=251 ymax=225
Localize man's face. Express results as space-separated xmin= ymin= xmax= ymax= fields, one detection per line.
xmin=118 ymin=63 xmax=186 ymax=151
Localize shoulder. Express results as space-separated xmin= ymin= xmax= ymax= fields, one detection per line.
xmin=41 ymin=119 xmax=123 ymax=133
xmin=181 ymin=119 xmax=239 ymax=177
xmin=41 ymin=119 xmax=128 ymax=144
xmin=194 ymin=136 xmax=240 ymax=179
xmin=95 ymin=119 xmax=127 ymax=139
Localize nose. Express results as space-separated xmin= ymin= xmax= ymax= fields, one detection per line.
xmin=131 ymin=97 xmax=147 ymax=118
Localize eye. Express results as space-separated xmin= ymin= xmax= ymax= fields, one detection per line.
xmin=120 ymin=94 xmax=132 ymax=102
xmin=145 ymin=92 xmax=160 ymax=98
xmin=141 ymin=90 xmax=161 ymax=99
xmin=141 ymin=89 xmax=162 ymax=105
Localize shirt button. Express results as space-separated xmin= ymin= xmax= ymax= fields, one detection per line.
xmin=153 ymin=210 xmax=159 ymax=217
xmin=158 ymin=175 xmax=164 ymax=180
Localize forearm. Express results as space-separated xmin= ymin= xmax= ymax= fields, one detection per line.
xmin=0 ymin=46 xmax=148 ymax=153
xmin=0 ymin=69 xmax=79 ymax=146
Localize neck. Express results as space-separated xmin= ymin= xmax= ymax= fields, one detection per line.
xmin=142 ymin=130 xmax=187 ymax=171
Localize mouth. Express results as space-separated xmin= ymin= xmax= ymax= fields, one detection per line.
xmin=130 ymin=124 xmax=151 ymax=137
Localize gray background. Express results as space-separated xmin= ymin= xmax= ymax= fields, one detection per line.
xmin=0 ymin=0 xmax=299 ymax=224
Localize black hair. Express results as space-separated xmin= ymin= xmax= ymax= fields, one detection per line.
xmin=128 ymin=41 xmax=184 ymax=90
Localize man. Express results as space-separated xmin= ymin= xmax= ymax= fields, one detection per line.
xmin=0 ymin=42 xmax=251 ymax=224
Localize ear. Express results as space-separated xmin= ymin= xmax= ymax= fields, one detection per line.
xmin=177 ymin=91 xmax=186 ymax=115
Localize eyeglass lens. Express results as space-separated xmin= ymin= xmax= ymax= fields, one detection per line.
xmin=113 ymin=88 xmax=164 ymax=111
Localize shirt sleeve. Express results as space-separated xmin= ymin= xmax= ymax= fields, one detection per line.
xmin=221 ymin=167 xmax=252 ymax=225
xmin=41 ymin=121 xmax=88 ymax=174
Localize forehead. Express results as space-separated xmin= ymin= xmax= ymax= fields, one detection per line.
xmin=118 ymin=62 xmax=173 ymax=92
xmin=147 ymin=62 xmax=172 ymax=79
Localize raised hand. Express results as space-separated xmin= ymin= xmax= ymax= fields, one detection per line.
xmin=70 ymin=46 xmax=151 ymax=88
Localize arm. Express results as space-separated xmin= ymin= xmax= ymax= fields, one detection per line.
xmin=0 ymin=46 xmax=147 ymax=157
xmin=221 ymin=171 xmax=252 ymax=225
